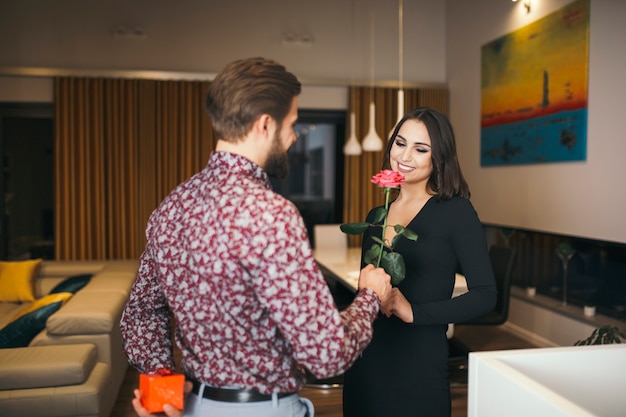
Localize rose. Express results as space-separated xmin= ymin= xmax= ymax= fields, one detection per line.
xmin=340 ymin=170 xmax=418 ymax=285
xmin=370 ymin=169 xmax=405 ymax=188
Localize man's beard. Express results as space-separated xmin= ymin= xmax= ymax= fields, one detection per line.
xmin=265 ymin=130 xmax=290 ymax=180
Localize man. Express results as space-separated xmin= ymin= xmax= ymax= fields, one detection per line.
xmin=121 ymin=57 xmax=391 ymax=417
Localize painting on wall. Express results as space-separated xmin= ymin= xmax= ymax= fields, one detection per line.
xmin=480 ymin=0 xmax=590 ymax=166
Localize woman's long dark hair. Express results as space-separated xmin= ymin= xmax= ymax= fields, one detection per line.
xmin=382 ymin=107 xmax=470 ymax=200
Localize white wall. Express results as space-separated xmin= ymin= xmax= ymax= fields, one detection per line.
xmin=0 ymin=0 xmax=445 ymax=86
xmin=2 ymin=0 xmax=626 ymax=244
xmin=0 ymin=0 xmax=442 ymax=113
xmin=447 ymin=0 xmax=626 ymax=244
xmin=0 ymin=76 xmax=52 ymax=102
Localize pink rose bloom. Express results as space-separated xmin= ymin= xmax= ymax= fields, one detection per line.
xmin=370 ymin=169 xmax=405 ymax=188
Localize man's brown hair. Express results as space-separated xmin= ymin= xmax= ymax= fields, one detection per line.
xmin=205 ymin=57 xmax=302 ymax=141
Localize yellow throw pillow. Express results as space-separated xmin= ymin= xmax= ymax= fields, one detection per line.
xmin=11 ymin=292 xmax=73 ymax=321
xmin=0 ymin=259 xmax=42 ymax=303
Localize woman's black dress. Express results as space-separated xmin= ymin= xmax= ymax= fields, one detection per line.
xmin=343 ymin=197 xmax=497 ymax=417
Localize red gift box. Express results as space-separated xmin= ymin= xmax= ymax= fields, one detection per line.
xmin=139 ymin=372 xmax=185 ymax=413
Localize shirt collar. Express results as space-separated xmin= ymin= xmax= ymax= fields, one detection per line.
xmin=209 ymin=151 xmax=272 ymax=190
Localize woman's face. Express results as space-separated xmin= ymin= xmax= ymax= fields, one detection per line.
xmin=389 ymin=119 xmax=433 ymax=186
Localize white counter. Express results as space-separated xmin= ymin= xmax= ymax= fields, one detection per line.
xmin=468 ymin=344 xmax=626 ymax=417
xmin=314 ymin=247 xmax=467 ymax=296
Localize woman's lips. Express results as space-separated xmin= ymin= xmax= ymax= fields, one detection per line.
xmin=396 ymin=163 xmax=414 ymax=173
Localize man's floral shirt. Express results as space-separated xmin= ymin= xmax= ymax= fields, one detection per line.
xmin=120 ymin=151 xmax=380 ymax=394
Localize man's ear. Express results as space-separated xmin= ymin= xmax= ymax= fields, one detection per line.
xmin=253 ymin=114 xmax=275 ymax=139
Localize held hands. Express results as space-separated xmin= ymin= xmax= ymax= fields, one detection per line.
xmin=358 ymin=264 xmax=392 ymax=305
xmin=381 ymin=288 xmax=414 ymax=323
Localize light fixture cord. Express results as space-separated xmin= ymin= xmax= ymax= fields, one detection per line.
xmin=399 ymin=0 xmax=403 ymax=92
xmin=350 ymin=0 xmax=356 ymax=113
xmin=351 ymin=0 xmax=356 ymax=88
xmin=350 ymin=0 xmax=358 ymax=150
xmin=370 ymin=0 xmax=375 ymax=102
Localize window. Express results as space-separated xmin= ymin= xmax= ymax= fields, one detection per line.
xmin=271 ymin=110 xmax=346 ymax=246
xmin=0 ymin=103 xmax=54 ymax=260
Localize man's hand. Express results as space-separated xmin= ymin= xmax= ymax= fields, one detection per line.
xmin=132 ymin=381 xmax=192 ymax=417
xmin=358 ymin=264 xmax=391 ymax=305
xmin=381 ymin=287 xmax=413 ymax=323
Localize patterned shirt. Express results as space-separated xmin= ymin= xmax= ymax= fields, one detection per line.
xmin=120 ymin=151 xmax=380 ymax=394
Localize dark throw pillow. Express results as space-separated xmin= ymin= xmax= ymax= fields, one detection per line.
xmin=0 ymin=301 xmax=63 ymax=348
xmin=49 ymin=273 xmax=93 ymax=294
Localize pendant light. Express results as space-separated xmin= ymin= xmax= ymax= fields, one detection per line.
xmin=344 ymin=112 xmax=362 ymax=155
xmin=362 ymin=102 xmax=383 ymax=151
xmin=362 ymin=0 xmax=384 ymax=152
xmin=343 ymin=0 xmax=362 ymax=155
xmin=390 ymin=0 xmax=405 ymax=138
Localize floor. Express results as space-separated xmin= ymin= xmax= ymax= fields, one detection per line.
xmin=110 ymin=324 xmax=542 ymax=417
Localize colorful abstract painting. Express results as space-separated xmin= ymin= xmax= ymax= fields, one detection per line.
xmin=480 ymin=0 xmax=589 ymax=166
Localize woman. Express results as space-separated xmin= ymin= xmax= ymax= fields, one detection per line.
xmin=343 ymin=107 xmax=497 ymax=417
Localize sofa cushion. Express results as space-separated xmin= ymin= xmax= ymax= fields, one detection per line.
xmin=46 ymin=290 xmax=128 ymax=335
xmin=48 ymin=273 xmax=93 ymax=294
xmin=11 ymin=292 xmax=73 ymax=321
xmin=38 ymin=261 xmax=105 ymax=277
xmin=0 ymin=344 xmax=98 ymax=390
xmin=0 ymin=303 xmax=23 ymax=329
xmin=82 ymin=272 xmax=136 ymax=296
xmin=0 ymin=302 xmax=63 ymax=348
xmin=34 ymin=277 xmax=69 ymax=299
xmin=0 ymin=362 xmax=110 ymax=417
xmin=0 ymin=259 xmax=42 ymax=302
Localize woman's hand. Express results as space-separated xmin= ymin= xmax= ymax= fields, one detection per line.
xmin=132 ymin=381 xmax=192 ymax=417
xmin=381 ymin=287 xmax=413 ymax=323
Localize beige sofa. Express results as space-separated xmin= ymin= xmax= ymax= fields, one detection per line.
xmin=0 ymin=260 xmax=138 ymax=417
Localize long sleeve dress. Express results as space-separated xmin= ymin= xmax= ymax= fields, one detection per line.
xmin=343 ymin=196 xmax=497 ymax=417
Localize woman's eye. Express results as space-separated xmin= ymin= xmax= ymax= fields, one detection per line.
xmin=394 ymin=140 xmax=405 ymax=147
xmin=417 ymin=148 xmax=429 ymax=153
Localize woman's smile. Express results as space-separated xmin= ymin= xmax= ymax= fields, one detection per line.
xmin=396 ymin=162 xmax=415 ymax=173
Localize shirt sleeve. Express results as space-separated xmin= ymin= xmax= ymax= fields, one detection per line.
xmin=251 ymin=201 xmax=380 ymax=379
xmin=120 ymin=217 xmax=176 ymax=373
xmin=410 ymin=198 xmax=497 ymax=325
